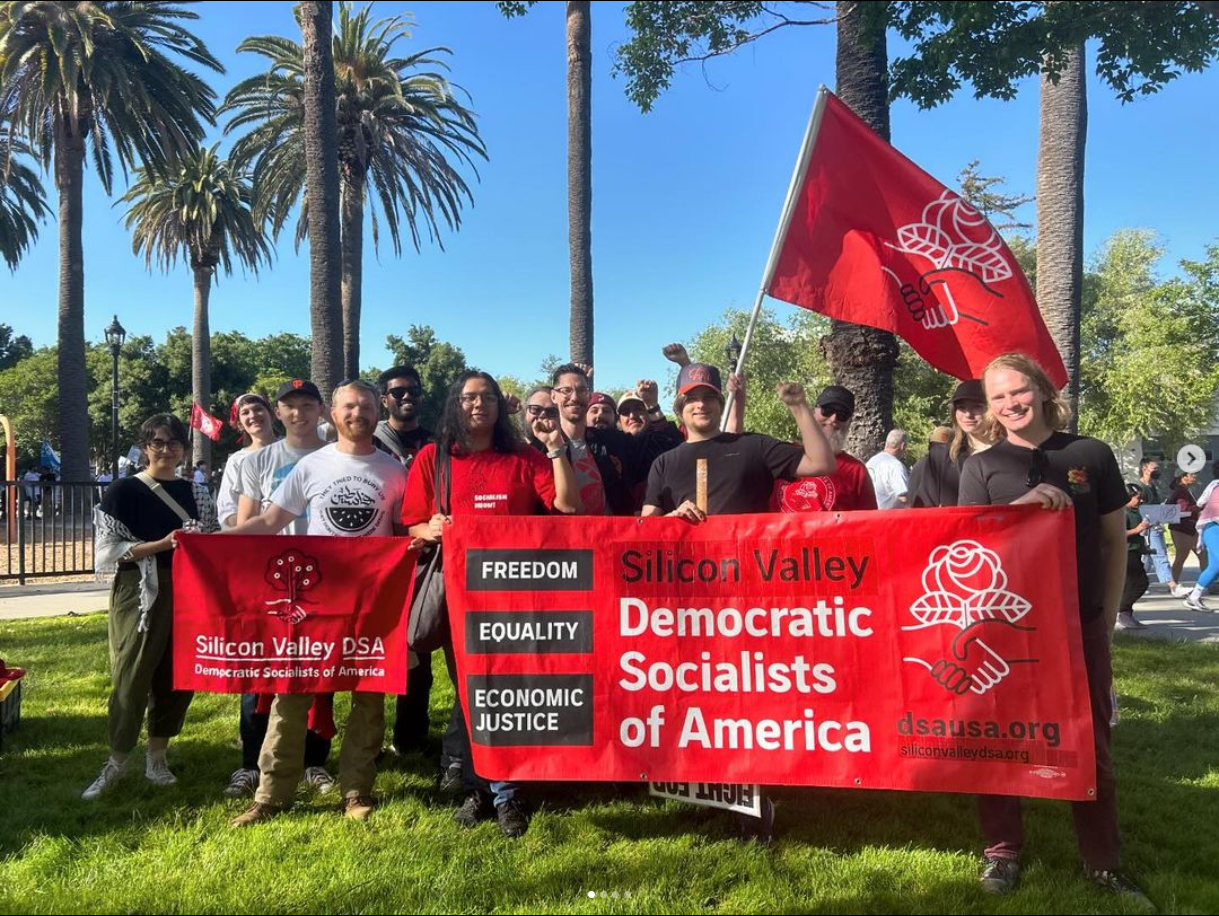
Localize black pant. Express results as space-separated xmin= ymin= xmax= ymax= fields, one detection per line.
xmin=393 ymin=650 xmax=435 ymax=750
xmin=240 ymin=692 xmax=331 ymax=771
xmin=1120 ymin=553 xmax=1149 ymax=615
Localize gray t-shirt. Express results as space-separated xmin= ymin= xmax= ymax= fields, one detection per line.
xmin=237 ymin=440 xmax=322 ymax=536
xmin=271 ymin=444 xmax=407 ymax=537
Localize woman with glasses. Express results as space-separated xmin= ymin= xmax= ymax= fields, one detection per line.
xmin=401 ymin=371 xmax=580 ymax=838
xmin=909 ymin=380 xmax=994 ymax=507
xmin=85 ymin=414 xmax=219 ymax=800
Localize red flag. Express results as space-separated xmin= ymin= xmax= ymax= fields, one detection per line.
xmin=765 ymin=90 xmax=1067 ymax=387
xmin=189 ymin=402 xmax=223 ymax=442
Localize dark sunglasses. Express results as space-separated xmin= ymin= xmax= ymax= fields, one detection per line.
xmin=525 ymin=405 xmax=560 ymax=419
xmin=1025 ymin=448 xmax=1048 ymax=488
xmin=819 ymin=405 xmax=852 ymax=422
xmin=618 ymin=404 xmax=648 ymax=416
xmin=387 ymin=385 xmax=423 ymax=400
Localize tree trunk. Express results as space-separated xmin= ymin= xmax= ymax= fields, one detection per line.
xmin=301 ymin=0 xmax=343 ymax=398
xmin=54 ymin=117 xmax=89 ymax=482
xmin=566 ymin=1 xmax=594 ymax=365
xmin=1036 ymin=43 xmax=1086 ymax=429
xmin=340 ymin=174 xmax=365 ymax=381
xmin=824 ymin=0 xmax=898 ymax=459
xmin=192 ymin=266 xmax=213 ymax=471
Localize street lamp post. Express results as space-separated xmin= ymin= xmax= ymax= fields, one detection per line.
xmin=725 ymin=334 xmax=742 ymax=373
xmin=104 ymin=315 xmax=126 ymax=480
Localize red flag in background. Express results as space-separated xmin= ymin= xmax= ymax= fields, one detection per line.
xmin=190 ymin=402 xmax=224 ymax=441
xmin=765 ymin=90 xmax=1067 ymax=387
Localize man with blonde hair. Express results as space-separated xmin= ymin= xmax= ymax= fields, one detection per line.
xmin=958 ymin=353 xmax=1151 ymax=909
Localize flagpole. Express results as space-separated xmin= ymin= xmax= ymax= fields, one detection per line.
xmin=722 ymin=85 xmax=831 ymax=429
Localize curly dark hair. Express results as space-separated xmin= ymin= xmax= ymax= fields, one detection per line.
xmin=438 ymin=371 xmax=520 ymax=456
xmin=139 ymin=414 xmax=188 ymax=449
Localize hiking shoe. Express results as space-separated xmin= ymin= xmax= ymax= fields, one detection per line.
xmin=453 ymin=791 xmax=493 ymax=828
xmin=343 ymin=795 xmax=376 ymax=821
xmin=145 ymin=752 xmax=178 ymax=787
xmin=231 ymin=802 xmax=285 ymax=827
xmin=1086 ymin=869 xmax=1154 ymax=911
xmin=223 ymin=768 xmax=259 ymax=798
xmin=82 ymin=757 xmax=127 ymax=800
xmin=304 ymin=766 xmax=337 ymax=795
xmin=438 ymin=762 xmax=464 ymax=797
xmin=496 ymin=799 xmax=530 ymax=838
xmin=979 ymin=855 xmax=1020 ymax=894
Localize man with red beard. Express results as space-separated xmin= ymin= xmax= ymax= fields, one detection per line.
xmin=228 ymin=380 xmax=408 ymax=826
xmin=772 ymin=385 xmax=877 ymax=513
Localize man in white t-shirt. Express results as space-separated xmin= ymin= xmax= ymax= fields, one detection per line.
xmin=224 ymin=384 xmax=335 ymax=800
xmin=229 ymin=380 xmax=408 ymax=826
xmin=866 ymin=429 xmax=910 ymax=510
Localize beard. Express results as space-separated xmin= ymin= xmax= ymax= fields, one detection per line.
xmin=823 ymin=426 xmax=848 ymax=454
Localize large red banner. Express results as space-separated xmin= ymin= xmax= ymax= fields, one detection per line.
xmin=446 ymin=508 xmax=1096 ymax=800
xmin=173 ymin=534 xmax=416 ymax=694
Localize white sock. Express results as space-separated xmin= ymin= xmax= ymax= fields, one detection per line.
xmin=1189 ymin=586 xmax=1204 ymax=601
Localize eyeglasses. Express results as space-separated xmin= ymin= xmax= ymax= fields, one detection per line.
xmin=553 ymin=386 xmax=591 ymax=399
xmin=525 ymin=405 xmax=560 ymax=419
xmin=459 ymin=393 xmax=498 ymax=406
xmin=147 ymin=438 xmax=185 ymax=452
xmin=1025 ymin=448 xmax=1048 ymax=488
xmin=387 ymin=385 xmax=423 ymax=400
xmin=818 ymin=405 xmax=852 ymax=422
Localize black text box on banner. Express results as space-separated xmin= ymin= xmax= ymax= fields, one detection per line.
xmin=467 ymin=673 xmax=594 ymax=746
xmin=465 ymin=610 xmax=594 ymax=655
xmin=466 ymin=549 xmax=594 ymax=591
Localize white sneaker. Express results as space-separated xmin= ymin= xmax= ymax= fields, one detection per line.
xmin=82 ymin=757 xmax=127 ymax=800
xmin=304 ymin=766 xmax=337 ymax=795
xmin=223 ymin=768 xmax=259 ymax=798
xmin=1184 ymin=592 xmax=1211 ymax=612
xmin=1172 ymin=584 xmax=1192 ymax=598
xmin=145 ymin=752 xmax=178 ymax=786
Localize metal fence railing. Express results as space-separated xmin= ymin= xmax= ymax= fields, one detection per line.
xmin=1 ymin=480 xmax=109 ymax=584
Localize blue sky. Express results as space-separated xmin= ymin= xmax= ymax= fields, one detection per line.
xmin=4 ymin=1 xmax=1217 ymax=391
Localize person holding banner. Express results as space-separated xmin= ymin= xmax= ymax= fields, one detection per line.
xmin=403 ymin=370 xmax=580 ymax=838
xmin=958 ymin=353 xmax=1152 ymax=908
xmin=84 ymin=414 xmax=219 ymax=801
xmin=228 ymin=380 xmax=408 ymax=825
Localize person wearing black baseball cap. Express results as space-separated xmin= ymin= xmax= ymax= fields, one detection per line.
xmin=772 ymin=384 xmax=877 ymax=513
xmin=221 ymin=379 xmax=336 ymax=803
xmin=909 ymin=379 xmax=994 ymax=508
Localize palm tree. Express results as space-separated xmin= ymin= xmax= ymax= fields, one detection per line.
xmin=120 ymin=145 xmax=272 ymax=470
xmin=0 ymin=1 xmax=221 ymax=481
xmin=0 ymin=120 xmax=47 ymax=270
xmin=1036 ymin=43 xmax=1086 ymax=428
xmin=822 ymin=0 xmax=898 ymax=459
xmin=298 ymin=0 xmax=343 ymax=394
xmin=567 ymin=1 xmax=593 ymax=367
xmin=223 ymin=1 xmax=486 ymax=381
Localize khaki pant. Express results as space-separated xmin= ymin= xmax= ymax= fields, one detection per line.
xmin=108 ymin=566 xmax=193 ymax=754
xmin=255 ymin=692 xmax=384 ymax=807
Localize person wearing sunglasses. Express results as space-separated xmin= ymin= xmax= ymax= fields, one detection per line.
xmin=772 ymin=385 xmax=878 ymax=513
xmin=375 ymin=366 xmax=432 ymax=469
xmin=957 ymin=353 xmax=1150 ymax=908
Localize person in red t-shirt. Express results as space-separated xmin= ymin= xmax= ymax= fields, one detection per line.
xmin=772 ymin=385 xmax=877 ymax=512
xmin=401 ymin=371 xmax=579 ymax=839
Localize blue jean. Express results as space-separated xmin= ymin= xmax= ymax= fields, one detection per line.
xmin=1144 ymin=525 xmax=1173 ymax=584
xmin=1199 ymin=524 xmax=1219 ymax=590
xmin=442 ymin=641 xmax=518 ymax=807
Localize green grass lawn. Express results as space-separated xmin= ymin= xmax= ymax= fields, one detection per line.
xmin=1 ymin=614 xmax=1216 ymax=915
